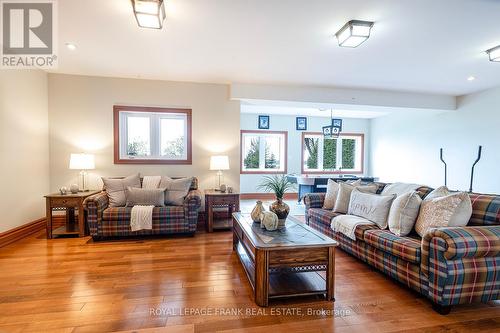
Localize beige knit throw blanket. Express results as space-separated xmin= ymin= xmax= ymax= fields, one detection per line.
xmin=130 ymin=205 xmax=154 ymax=231
xmin=331 ymin=215 xmax=375 ymax=241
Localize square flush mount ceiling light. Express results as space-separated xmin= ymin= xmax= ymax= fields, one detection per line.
xmin=486 ymin=45 xmax=500 ymax=62
xmin=131 ymin=0 xmax=166 ymax=29
xmin=335 ymin=20 xmax=374 ymax=48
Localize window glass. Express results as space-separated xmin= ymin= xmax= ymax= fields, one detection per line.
xmin=127 ymin=116 xmax=150 ymax=156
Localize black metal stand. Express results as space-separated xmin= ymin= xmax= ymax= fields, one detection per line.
xmin=440 ymin=148 xmax=447 ymax=187
xmin=469 ymin=146 xmax=482 ymax=193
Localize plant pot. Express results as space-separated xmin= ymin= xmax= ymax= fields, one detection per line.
xmin=269 ymin=198 xmax=289 ymax=227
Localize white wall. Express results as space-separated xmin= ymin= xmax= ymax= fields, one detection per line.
xmin=370 ymin=86 xmax=500 ymax=194
xmin=0 ymin=70 xmax=49 ymax=232
xmin=48 ymin=74 xmax=240 ymax=194
xmin=240 ymin=110 xmax=370 ymax=193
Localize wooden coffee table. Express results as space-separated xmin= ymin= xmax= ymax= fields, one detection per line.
xmin=232 ymin=212 xmax=338 ymax=307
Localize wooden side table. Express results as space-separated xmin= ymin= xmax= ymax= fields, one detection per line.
xmin=204 ymin=189 xmax=240 ymax=232
xmin=45 ymin=191 xmax=100 ymax=239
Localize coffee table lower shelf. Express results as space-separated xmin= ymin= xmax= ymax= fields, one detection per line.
xmin=234 ymin=236 xmax=335 ymax=306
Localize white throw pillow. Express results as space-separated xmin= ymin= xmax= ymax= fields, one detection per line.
xmin=348 ymin=189 xmax=395 ymax=229
xmin=333 ymin=182 xmax=378 ymax=214
xmin=381 ymin=182 xmax=422 ymax=197
xmin=323 ymin=179 xmax=340 ymax=210
xmin=414 ymin=191 xmax=471 ymax=237
xmin=425 ymin=186 xmax=473 ymax=226
xmin=387 ymin=191 xmax=422 ymax=236
xmin=102 ymin=174 xmax=141 ymax=207
xmin=159 ymin=176 xmax=193 ymax=206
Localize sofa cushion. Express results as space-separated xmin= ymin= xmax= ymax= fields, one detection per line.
xmin=363 ymin=229 xmax=422 ymax=264
xmin=468 ymin=193 xmax=500 ymax=226
xmin=103 ymin=206 xmax=184 ymax=222
xmin=308 ymin=208 xmax=341 ymax=227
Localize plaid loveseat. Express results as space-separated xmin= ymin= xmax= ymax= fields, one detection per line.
xmin=84 ymin=177 xmax=202 ymax=239
xmin=304 ymin=184 xmax=500 ymax=314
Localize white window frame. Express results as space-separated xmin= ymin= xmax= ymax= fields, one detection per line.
xmin=302 ymin=132 xmax=364 ymax=174
xmin=114 ymin=106 xmax=192 ymax=165
xmin=240 ymin=130 xmax=288 ymax=174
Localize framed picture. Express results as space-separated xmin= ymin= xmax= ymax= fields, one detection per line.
xmin=322 ymin=125 xmax=332 ymax=138
xmin=332 ymin=126 xmax=341 ymax=138
xmin=296 ymin=117 xmax=307 ymax=130
xmin=258 ymin=115 xmax=270 ymax=129
xmin=332 ymin=118 xmax=343 ymax=131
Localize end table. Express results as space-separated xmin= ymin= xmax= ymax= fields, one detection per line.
xmin=45 ymin=191 xmax=100 ymax=239
xmin=204 ymin=189 xmax=240 ymax=232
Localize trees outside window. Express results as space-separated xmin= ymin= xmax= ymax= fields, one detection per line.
xmin=302 ymin=133 xmax=363 ymax=174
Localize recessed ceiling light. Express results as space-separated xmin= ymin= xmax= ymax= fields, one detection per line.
xmin=65 ymin=43 xmax=77 ymax=50
xmin=486 ymin=45 xmax=500 ymax=62
xmin=467 ymin=76 xmax=476 ymax=81
xmin=335 ymin=20 xmax=374 ymax=48
xmin=131 ymin=0 xmax=166 ymax=29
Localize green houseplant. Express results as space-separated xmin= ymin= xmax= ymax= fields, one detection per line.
xmin=257 ymin=175 xmax=293 ymax=226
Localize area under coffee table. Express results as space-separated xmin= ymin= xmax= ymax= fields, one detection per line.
xmin=232 ymin=213 xmax=338 ymax=307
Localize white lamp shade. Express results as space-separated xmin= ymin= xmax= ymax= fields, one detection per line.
xmin=69 ymin=153 xmax=95 ymax=170
xmin=210 ymin=155 xmax=230 ymax=171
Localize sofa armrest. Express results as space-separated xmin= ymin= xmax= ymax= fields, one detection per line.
xmin=184 ymin=189 xmax=202 ymax=210
xmin=183 ymin=189 xmax=202 ymax=233
xmin=83 ymin=191 xmax=109 ymax=236
xmin=422 ymin=226 xmax=500 ymax=270
xmin=421 ymin=225 xmax=500 ymax=306
xmin=303 ymin=193 xmax=326 ymax=210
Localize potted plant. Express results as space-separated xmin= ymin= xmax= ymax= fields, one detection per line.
xmin=257 ymin=175 xmax=293 ymax=226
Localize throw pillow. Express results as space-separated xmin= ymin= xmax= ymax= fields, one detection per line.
xmin=381 ymin=182 xmax=422 ymax=197
xmin=323 ymin=179 xmax=340 ymax=210
xmin=160 ymin=176 xmax=193 ymax=206
xmin=333 ymin=182 xmax=378 ymax=214
xmin=414 ymin=192 xmax=470 ymax=237
xmin=387 ymin=191 xmax=422 ymax=236
xmin=102 ymin=173 xmax=141 ymax=207
xmin=348 ymin=189 xmax=395 ymax=229
xmin=126 ymin=187 xmax=165 ymax=207
xmin=424 ymin=186 xmax=473 ymax=226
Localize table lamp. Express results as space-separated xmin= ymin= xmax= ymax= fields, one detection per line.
xmin=69 ymin=153 xmax=95 ymax=191
xmin=209 ymin=155 xmax=229 ymax=190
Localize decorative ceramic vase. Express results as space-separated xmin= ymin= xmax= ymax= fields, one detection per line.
xmin=59 ymin=187 xmax=68 ymax=195
xmin=251 ymin=200 xmax=265 ymax=223
xmin=70 ymin=184 xmax=79 ymax=194
xmin=270 ymin=197 xmax=290 ymax=227
xmin=260 ymin=211 xmax=278 ymax=231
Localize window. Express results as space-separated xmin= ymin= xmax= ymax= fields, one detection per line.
xmin=114 ymin=105 xmax=192 ymax=164
xmin=302 ymin=132 xmax=364 ymax=174
xmin=241 ymin=130 xmax=287 ymax=174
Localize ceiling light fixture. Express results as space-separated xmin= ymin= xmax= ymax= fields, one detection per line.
xmin=131 ymin=0 xmax=166 ymax=29
xmin=467 ymin=76 xmax=475 ymax=81
xmin=486 ymin=45 xmax=500 ymax=62
xmin=65 ymin=43 xmax=77 ymax=50
xmin=335 ymin=20 xmax=374 ymax=48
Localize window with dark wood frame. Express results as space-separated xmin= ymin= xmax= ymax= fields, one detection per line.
xmin=113 ymin=105 xmax=192 ymax=165
xmin=301 ymin=132 xmax=364 ymax=174
xmin=240 ymin=130 xmax=288 ymax=174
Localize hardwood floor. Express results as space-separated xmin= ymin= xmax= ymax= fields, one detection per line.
xmin=0 ymin=227 xmax=498 ymax=333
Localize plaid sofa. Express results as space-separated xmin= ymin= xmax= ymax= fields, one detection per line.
xmin=84 ymin=177 xmax=202 ymax=239
xmin=304 ymin=184 xmax=500 ymax=314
